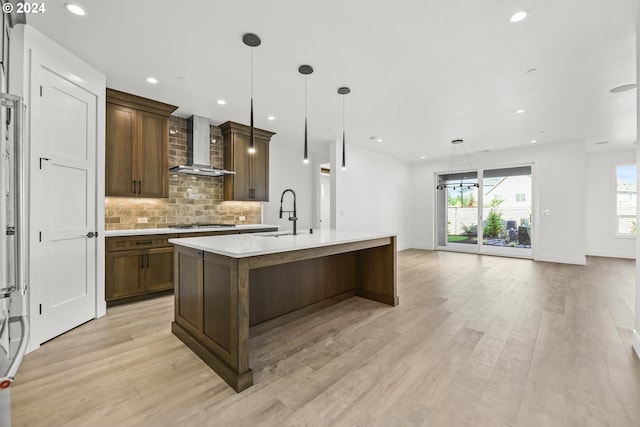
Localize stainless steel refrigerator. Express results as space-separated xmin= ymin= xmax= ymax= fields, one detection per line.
xmin=0 ymin=93 xmax=29 ymax=427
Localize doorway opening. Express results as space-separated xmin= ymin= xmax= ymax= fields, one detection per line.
xmin=319 ymin=164 xmax=331 ymax=229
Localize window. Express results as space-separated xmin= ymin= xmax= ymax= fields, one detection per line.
xmin=515 ymin=193 xmax=525 ymax=202
xmin=616 ymin=165 xmax=637 ymax=236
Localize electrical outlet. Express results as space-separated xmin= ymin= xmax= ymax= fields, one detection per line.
xmin=137 ymin=217 xmax=148 ymax=224
xmin=239 ymin=215 xmax=246 ymax=221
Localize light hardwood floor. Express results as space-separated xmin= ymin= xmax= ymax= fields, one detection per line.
xmin=11 ymin=250 xmax=640 ymax=426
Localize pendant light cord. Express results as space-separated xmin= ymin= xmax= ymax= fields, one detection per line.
xmin=342 ymin=95 xmax=345 ymax=137
xmin=461 ymin=140 xmax=473 ymax=170
xmin=447 ymin=142 xmax=474 ymax=172
xmin=448 ymin=144 xmax=456 ymax=172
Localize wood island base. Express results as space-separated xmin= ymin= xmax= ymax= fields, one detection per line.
xmin=171 ymin=234 xmax=398 ymax=392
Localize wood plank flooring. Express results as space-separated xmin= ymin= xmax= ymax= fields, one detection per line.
xmin=11 ymin=251 xmax=640 ymax=426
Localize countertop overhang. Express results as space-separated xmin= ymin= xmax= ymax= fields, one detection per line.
xmin=104 ymin=224 xmax=279 ymax=237
xmin=169 ymin=229 xmax=396 ymax=258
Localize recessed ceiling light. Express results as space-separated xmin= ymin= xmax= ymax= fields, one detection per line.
xmin=420 ymin=156 xmax=426 ymax=159
xmin=267 ymin=115 xmax=275 ymax=120
xmin=65 ymin=3 xmax=86 ymax=16
xmin=146 ymin=77 xmax=158 ymax=84
xmin=530 ymin=139 xmax=537 ymax=143
xmin=526 ymin=68 xmax=537 ymax=74
xmin=217 ymin=99 xmax=226 ymax=105
xmin=594 ymin=141 xmax=609 ymax=145
xmin=516 ymin=109 xmax=525 ymax=114
xmin=610 ymin=83 xmax=636 ymax=93
xmin=510 ymin=11 xmax=528 ymax=23
xmin=376 ymin=138 xmax=383 ymax=142
xmin=483 ymin=149 xmax=491 ymax=152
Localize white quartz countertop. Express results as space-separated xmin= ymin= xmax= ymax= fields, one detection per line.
xmin=169 ymin=229 xmax=395 ymax=258
xmin=104 ymin=224 xmax=279 ymax=237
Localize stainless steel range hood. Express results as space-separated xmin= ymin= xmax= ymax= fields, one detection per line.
xmin=169 ymin=115 xmax=235 ymax=177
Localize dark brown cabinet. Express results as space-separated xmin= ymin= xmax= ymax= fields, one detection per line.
xmin=105 ymin=235 xmax=176 ymax=304
xmin=105 ymin=228 xmax=278 ymax=305
xmin=220 ymin=121 xmax=275 ymax=202
xmin=106 ymin=89 xmax=177 ymax=198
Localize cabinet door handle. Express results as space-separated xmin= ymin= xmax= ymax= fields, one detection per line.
xmin=140 ymin=254 xmax=144 ymax=269
xmin=135 ymin=241 xmax=153 ymax=245
xmin=138 ymin=180 xmax=142 ymax=194
xmin=145 ymin=254 xmax=150 ymax=268
xmin=249 ymin=188 xmax=255 ymax=199
xmin=132 ymin=180 xmax=137 ymax=194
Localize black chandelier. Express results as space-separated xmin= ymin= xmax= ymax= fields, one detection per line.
xmin=435 ymin=139 xmax=479 ymax=190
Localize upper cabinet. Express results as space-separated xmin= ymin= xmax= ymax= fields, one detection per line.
xmin=220 ymin=121 xmax=275 ymax=202
xmin=106 ymin=89 xmax=178 ymax=198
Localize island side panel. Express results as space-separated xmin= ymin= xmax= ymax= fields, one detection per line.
xmin=249 ymin=253 xmax=357 ymax=326
xmin=236 ymin=258 xmax=252 ymax=384
xmin=174 ymin=246 xmax=203 ymax=330
xmin=203 ymin=256 xmax=232 ymax=352
xmin=355 ymin=235 xmax=398 ymax=306
xmin=172 ymin=246 xmax=253 ymax=392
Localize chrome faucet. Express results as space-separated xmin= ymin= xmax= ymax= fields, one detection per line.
xmin=279 ymin=188 xmax=297 ymax=235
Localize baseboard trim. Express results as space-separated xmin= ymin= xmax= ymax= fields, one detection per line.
xmin=633 ymin=330 xmax=640 ymax=360
xmin=585 ymin=250 xmax=635 ymax=260
xmin=534 ymin=254 xmax=586 ymax=265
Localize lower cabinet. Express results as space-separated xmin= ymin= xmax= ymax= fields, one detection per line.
xmin=105 ymin=235 xmax=176 ymax=304
xmin=105 ymin=228 xmax=279 ymax=305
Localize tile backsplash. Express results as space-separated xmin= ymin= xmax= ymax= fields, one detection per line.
xmin=105 ymin=116 xmax=262 ymax=230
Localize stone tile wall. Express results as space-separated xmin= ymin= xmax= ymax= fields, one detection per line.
xmin=105 ymin=116 xmax=262 ymax=230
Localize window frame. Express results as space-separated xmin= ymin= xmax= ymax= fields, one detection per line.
xmin=614 ymin=164 xmax=637 ymax=239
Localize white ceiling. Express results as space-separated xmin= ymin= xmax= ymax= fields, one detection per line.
xmin=27 ymin=0 xmax=638 ymax=163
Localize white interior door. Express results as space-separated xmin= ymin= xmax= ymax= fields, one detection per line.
xmin=33 ymin=67 xmax=97 ymax=343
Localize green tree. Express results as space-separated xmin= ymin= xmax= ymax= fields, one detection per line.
xmin=483 ymin=198 xmax=504 ymax=238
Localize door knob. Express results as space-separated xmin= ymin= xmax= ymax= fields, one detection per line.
xmin=86 ymin=231 xmax=97 ymax=238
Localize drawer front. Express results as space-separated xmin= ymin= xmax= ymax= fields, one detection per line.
xmin=106 ymin=234 xmax=176 ymax=251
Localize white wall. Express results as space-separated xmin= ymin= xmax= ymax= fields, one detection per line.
xmin=410 ymin=141 xmax=587 ymax=265
xmin=331 ymin=142 xmax=412 ymax=250
xmin=264 ymin=143 xmax=316 ymax=233
xmin=586 ymin=149 xmax=636 ymax=259
xmin=633 ymin=12 xmax=640 ymax=360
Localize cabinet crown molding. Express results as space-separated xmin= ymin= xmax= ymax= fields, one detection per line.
xmin=106 ymin=88 xmax=178 ymax=116
xmin=219 ymin=121 xmax=276 ymax=139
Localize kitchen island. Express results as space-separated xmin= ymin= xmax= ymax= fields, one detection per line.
xmin=169 ymin=229 xmax=398 ymax=392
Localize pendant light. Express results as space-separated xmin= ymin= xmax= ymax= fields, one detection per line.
xmin=243 ymin=33 xmax=261 ymax=154
xmin=299 ymin=65 xmax=313 ymax=164
xmin=435 ymin=139 xmax=479 ymax=190
xmin=338 ymin=87 xmax=350 ymax=170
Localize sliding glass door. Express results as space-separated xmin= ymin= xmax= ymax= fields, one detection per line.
xmin=436 ymin=171 xmax=479 ymax=249
xmin=480 ymin=166 xmax=532 ymax=257
xmin=436 ymin=165 xmax=533 ymax=258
